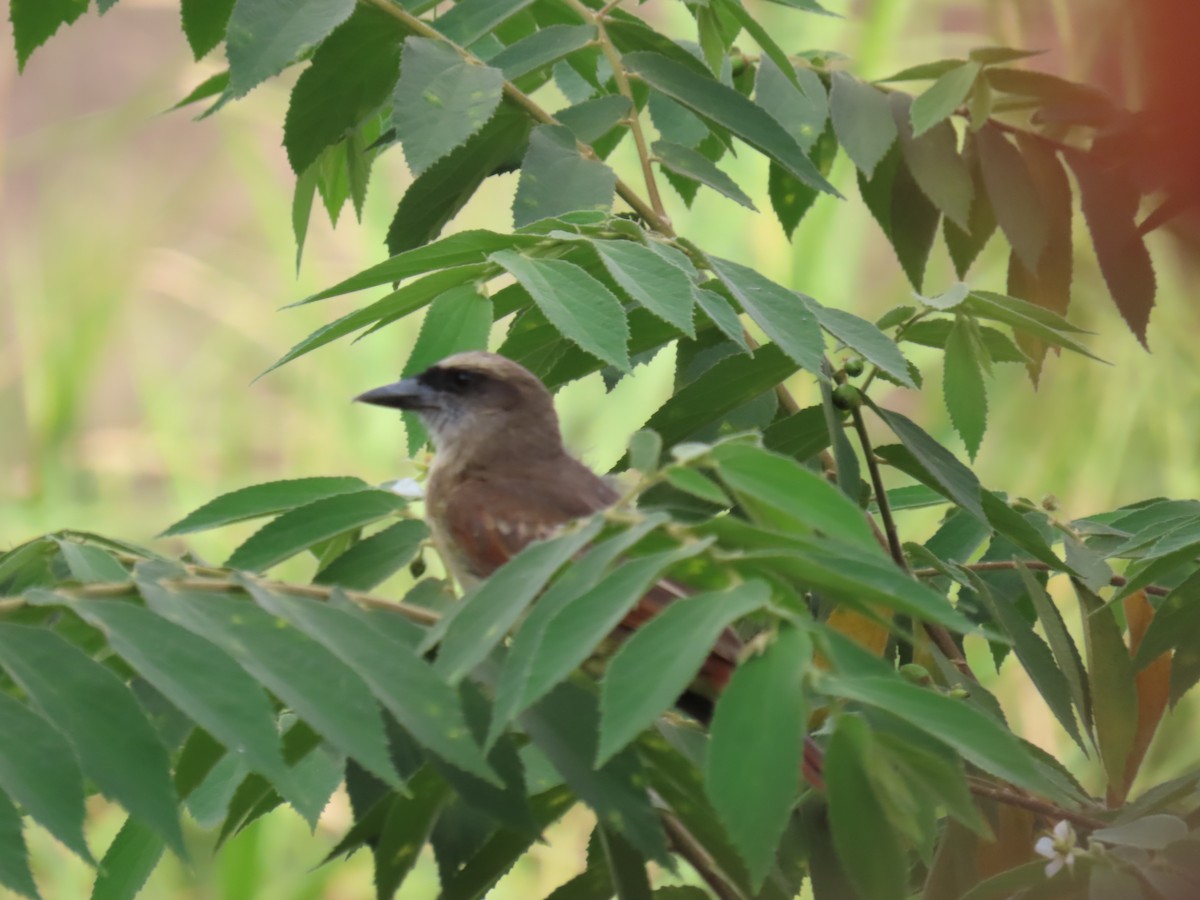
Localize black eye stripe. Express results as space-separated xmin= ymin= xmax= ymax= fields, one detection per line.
xmin=418 ymin=366 xmax=488 ymax=394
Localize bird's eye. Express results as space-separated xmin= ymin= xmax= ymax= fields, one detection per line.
xmin=449 ymin=370 xmax=477 ymax=390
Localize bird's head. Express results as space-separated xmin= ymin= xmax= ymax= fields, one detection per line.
xmin=355 ymin=351 xmax=564 ymax=460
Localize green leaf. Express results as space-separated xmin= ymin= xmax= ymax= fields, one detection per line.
xmin=903 ymin=320 xmax=1027 ymax=363
xmin=400 ymin=284 xmax=493 ymax=452
xmin=754 ymin=57 xmax=828 ymax=154
xmin=829 ymin=72 xmax=896 ymax=178
xmin=707 ymin=256 xmax=824 ymax=374
xmin=943 ymin=315 xmax=988 ymax=459
xmin=711 ymin=443 xmax=879 ymax=550
xmin=557 ymin=95 xmax=633 ymax=145
xmin=870 ymin=404 xmax=985 ymax=520
xmin=800 ymin=296 xmax=915 ymax=387
xmin=857 ymin=144 xmax=941 ymax=290
xmin=225 ymin=0 xmax=355 ymax=98
xmin=821 ymin=674 xmax=1067 ymax=800
xmin=313 ymin=520 xmax=428 ymax=590
xmin=55 ymin=540 xmax=129 ymax=584
xmin=893 ymin=92 xmax=973 ymax=230
xmin=663 ymin=467 xmax=730 ymax=506
xmin=373 ymin=768 xmax=448 ymax=899
xmin=392 ymin=37 xmax=504 ymax=176
xmin=491 ymin=24 xmax=594 ymax=80
xmin=90 ymin=818 xmax=164 ymax=900
xmin=644 ymin=343 xmax=797 ymax=447
xmin=968 ymin=46 xmax=1044 ymax=64
xmin=1094 ymin=814 xmax=1188 ymax=850
xmin=521 ymin=543 xmax=710 ymax=715
xmin=652 ymin=140 xmax=757 ymax=211
xmin=0 ymin=789 xmax=36 ymax=900
xmin=590 ymin=238 xmax=697 ymax=336
xmin=707 ymin=627 xmax=811 ymax=889
xmin=768 ymin=125 xmax=838 ymax=238
xmin=283 ymin=4 xmax=406 ymax=174
xmin=429 ymin=518 xmax=603 ymax=684
xmin=597 ymin=828 xmax=652 ymax=900
xmin=598 ymin=582 xmax=770 ymax=764
xmin=1068 ymin=150 xmax=1156 ymax=348
xmin=966 ymin=576 xmax=1084 ymax=750
xmin=434 ymin=0 xmax=536 ymax=46
xmin=162 ymin=476 xmax=367 ymax=536
xmin=762 ymin=405 xmax=831 ymax=461
xmin=521 ymin=683 xmax=668 ymax=863
xmin=625 ymin=52 xmax=838 ymax=196
xmin=72 ymin=599 xmax=317 ymax=818
xmin=180 ymin=0 xmax=236 ymax=59
xmin=974 ymin=124 xmax=1048 ymax=272
xmin=486 ymin=518 xmax=668 ymax=747
xmin=1134 ymin=568 xmax=1200 ymax=668
xmin=692 ymin=287 xmax=750 ymax=351
xmin=9 ymin=0 xmax=87 ymax=71
xmin=491 ymin=249 xmax=629 ymax=370
xmin=825 ymin=716 xmax=906 ymax=900
xmin=1020 ymin=567 xmax=1092 ymax=740
xmin=943 ymin=136 xmax=997 ymax=277
xmin=965 ymin=290 xmax=1100 ymax=361
xmin=910 ymin=61 xmax=980 ymax=135
xmin=291 ymin=162 xmax=318 ymax=271
xmin=1074 ymin=582 xmax=1138 ymax=793
xmin=513 ymin=125 xmax=617 ymax=227
xmin=225 ymin=489 xmax=406 ymax=572
xmin=0 ymin=625 xmax=184 ymax=855
xmin=0 ymin=693 xmax=91 ymax=864
xmin=139 ymin=585 xmax=399 ymax=788
xmin=876 ymin=59 xmax=969 ymax=83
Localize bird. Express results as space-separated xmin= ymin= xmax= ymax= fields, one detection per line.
xmin=355 ymin=350 xmax=739 ymax=714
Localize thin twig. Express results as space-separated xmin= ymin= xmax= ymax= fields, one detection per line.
xmin=966 ymin=778 xmax=1106 ymax=831
xmin=358 ymin=0 xmax=674 ymax=236
xmin=912 ymin=560 xmax=1172 ymax=598
xmin=661 ymin=813 xmax=744 ymax=900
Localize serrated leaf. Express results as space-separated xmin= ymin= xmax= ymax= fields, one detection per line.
xmin=491 ymin=23 xmax=595 ymax=80
xmin=557 ymin=95 xmax=633 ymax=145
xmin=1068 ymin=151 xmax=1156 ymax=347
xmin=55 ymin=540 xmax=130 ymax=584
xmin=800 ymin=295 xmax=915 ymax=386
xmin=139 ymin=584 xmax=400 ymax=788
xmin=903 ymin=320 xmax=1028 ymax=362
xmin=180 ymin=0 xmax=236 ymax=60
xmin=373 ymin=767 xmax=448 ymax=899
xmin=168 ymin=71 xmax=231 ymax=112
xmin=0 ymin=789 xmax=37 ymax=900
xmin=523 ymin=683 xmax=668 ymax=863
xmin=512 ymin=124 xmax=616 ymax=227
xmin=708 ymin=256 xmax=825 ymax=373
xmin=943 ymin=134 xmax=998 ymax=278
xmin=822 ymin=674 xmax=1068 ymax=800
xmin=162 ymin=476 xmax=367 ymax=536
xmin=691 ymin=287 xmax=749 ymax=350
xmin=313 ymin=520 xmax=427 ymax=590
xmin=0 ymin=693 xmax=91 ymax=864
xmin=707 ymin=627 xmax=811 ymax=889
xmin=1075 ymin=582 xmax=1139 ymax=799
xmin=651 ymin=140 xmax=757 ymax=210
xmin=434 ymin=0 xmax=536 ymax=46
xmin=283 ymin=5 xmax=406 ymax=174
xmin=428 ymin=517 xmax=603 ymax=684
xmin=712 ymin=443 xmax=879 ymax=550
xmin=625 ymin=52 xmax=838 ymax=195
xmin=910 ymin=62 xmax=980 ymax=136
xmin=968 ymin=46 xmax=1044 ymax=65
xmin=225 ymin=489 xmax=406 ymax=572
xmin=892 ymin=92 xmax=973 ymax=229
xmin=520 ymin=543 xmax=710 ymax=716
xmin=965 ymin=290 xmax=1100 ymax=361
xmin=975 ymin=124 xmax=1048 ymax=272
xmin=490 ymin=249 xmax=630 ymax=369
xmin=768 ymin=123 xmax=838 ymax=237
xmin=870 ymin=404 xmax=984 ymax=520
xmin=393 ymin=37 xmax=504 ymax=176
xmin=754 ymin=55 xmax=828 ymax=153
xmin=598 ymin=582 xmax=769 ymax=764
xmin=830 ymin=72 xmax=897 ymax=178
xmin=590 ymin=238 xmax=697 ymax=336
xmin=943 ymin=315 xmax=988 ymax=459
xmin=825 ymin=716 xmax=906 ymax=900
xmin=225 ymin=0 xmax=355 ymax=98
xmin=858 ymin=145 xmax=941 ymax=290
xmin=876 ymin=59 xmax=969 ymax=83
xmin=1019 ymin=567 xmax=1093 ymax=742
xmin=90 ymin=817 xmax=162 ymax=900
xmin=0 ymin=625 xmax=184 ymax=855
xmin=9 ymin=0 xmax=87 ymax=72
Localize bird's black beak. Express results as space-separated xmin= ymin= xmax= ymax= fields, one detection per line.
xmin=354 ymin=378 xmax=436 ymax=411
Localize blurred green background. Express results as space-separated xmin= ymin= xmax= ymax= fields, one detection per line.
xmin=2 ymin=0 xmax=1198 ymax=896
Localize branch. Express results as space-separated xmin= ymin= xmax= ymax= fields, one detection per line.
xmin=912 ymin=560 xmax=1171 ymax=598
xmin=358 ymin=0 xmax=675 ymax=237
xmin=660 ymin=813 xmax=744 ymax=900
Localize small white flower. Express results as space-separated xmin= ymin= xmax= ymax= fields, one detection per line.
xmin=384 ymin=477 xmax=425 ymax=499
xmin=1035 ymin=820 xmax=1082 ymax=878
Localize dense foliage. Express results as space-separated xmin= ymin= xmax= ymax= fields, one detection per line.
xmin=3 ymin=1 xmax=1196 ymax=898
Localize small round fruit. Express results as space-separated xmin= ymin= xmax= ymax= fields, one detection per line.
xmin=831 ymin=384 xmax=862 ymax=410
xmin=843 ymin=357 xmax=865 ymax=377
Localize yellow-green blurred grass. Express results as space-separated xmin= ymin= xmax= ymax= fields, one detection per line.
xmin=3 ymin=0 xmax=1198 ymax=896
